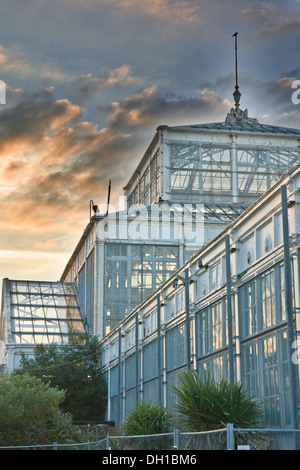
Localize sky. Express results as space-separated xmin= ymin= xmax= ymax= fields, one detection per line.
xmin=0 ymin=0 xmax=299 ymax=286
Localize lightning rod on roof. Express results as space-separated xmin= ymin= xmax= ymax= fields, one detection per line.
xmin=106 ymin=179 xmax=112 ymax=216
xmin=232 ymin=32 xmax=241 ymax=110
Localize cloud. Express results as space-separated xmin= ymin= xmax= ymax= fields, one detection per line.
xmin=100 ymin=64 xmax=144 ymax=87
xmin=69 ymin=65 xmax=146 ymax=103
xmin=112 ymin=0 xmax=202 ymax=24
xmin=0 ymin=44 xmax=67 ymax=82
xmin=238 ymin=7 xmax=300 ymax=40
xmin=105 ymin=85 xmax=231 ymax=130
xmin=239 ymin=8 xmax=269 ymax=25
xmin=261 ymin=110 xmax=300 ymax=129
xmin=0 ymin=85 xmax=142 ymax=244
xmin=58 ymin=0 xmax=203 ymax=25
xmin=34 ymin=239 xmax=58 ymax=250
xmin=262 ymin=17 xmax=300 ymax=38
xmin=0 ymin=87 xmax=82 ymax=153
xmin=251 ymin=75 xmax=300 ymax=121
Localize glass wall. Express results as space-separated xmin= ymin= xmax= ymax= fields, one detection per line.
xmin=237 ymin=148 xmax=296 ymax=198
xmin=196 ymin=298 xmax=229 ymax=380
xmin=106 ymin=259 xmax=298 ymax=428
xmin=125 ymin=353 xmax=137 ymax=417
xmin=143 ymin=340 xmax=159 ymax=403
xmin=196 ymin=298 xmax=228 ymax=357
xmin=169 ymin=143 xmax=297 ymax=205
xmin=128 ymin=149 xmax=161 ymax=207
xmin=109 ymin=365 xmax=120 ymax=425
xmin=165 ymin=323 xmax=187 ymax=414
xmin=76 ymin=249 xmax=95 ymax=333
xmin=104 ymin=243 xmax=178 ymax=333
xmin=239 ymin=263 xmax=292 ymax=426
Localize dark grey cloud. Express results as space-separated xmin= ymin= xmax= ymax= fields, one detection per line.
xmin=104 ymin=85 xmax=231 ymax=131
xmin=0 ymin=87 xmax=83 ymax=152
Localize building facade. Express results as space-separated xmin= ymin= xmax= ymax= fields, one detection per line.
xmin=60 ymin=109 xmax=300 ymax=338
xmin=101 ymin=163 xmax=300 ymax=430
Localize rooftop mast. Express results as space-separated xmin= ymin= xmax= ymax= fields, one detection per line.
xmin=232 ymin=32 xmax=241 ymax=110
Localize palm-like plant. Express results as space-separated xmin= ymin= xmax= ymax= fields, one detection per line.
xmin=120 ymin=401 xmax=171 ymax=450
xmin=171 ymin=369 xmax=263 ymax=449
xmin=122 ymin=400 xmax=170 ymax=435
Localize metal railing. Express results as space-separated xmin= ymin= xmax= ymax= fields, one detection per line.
xmin=1 ymin=425 xmax=300 ymax=450
xmin=229 ymin=425 xmax=300 ymax=451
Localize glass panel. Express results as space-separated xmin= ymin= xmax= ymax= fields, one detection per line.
xmin=239 ymin=280 xmax=257 ymax=338
xmin=166 ymin=324 xmax=186 ymax=371
xmin=261 ymin=269 xmax=276 ymax=329
xmin=9 ymin=280 xmax=85 ymax=344
xmin=262 ymin=335 xmax=280 ymax=426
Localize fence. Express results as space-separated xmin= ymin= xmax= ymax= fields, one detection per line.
xmin=229 ymin=425 xmax=300 ymax=451
xmin=1 ymin=425 xmax=300 ymax=450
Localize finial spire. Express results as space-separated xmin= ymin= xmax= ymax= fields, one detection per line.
xmin=225 ymin=33 xmax=259 ymax=124
xmin=232 ymin=32 xmax=241 ymax=109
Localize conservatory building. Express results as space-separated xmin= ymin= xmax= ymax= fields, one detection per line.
xmin=1 ymin=102 xmax=300 ymax=432
xmin=59 ymin=107 xmax=300 ymax=338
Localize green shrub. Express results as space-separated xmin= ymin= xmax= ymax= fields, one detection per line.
xmin=120 ymin=401 xmax=171 ymax=450
xmin=0 ymin=374 xmax=84 ymax=447
xmin=171 ymin=369 xmax=264 ymax=449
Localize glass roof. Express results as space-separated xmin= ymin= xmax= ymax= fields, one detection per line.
xmin=169 ymin=121 xmax=300 ymax=135
xmin=9 ymin=280 xmax=87 ymax=344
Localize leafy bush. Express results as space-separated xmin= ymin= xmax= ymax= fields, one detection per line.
xmin=0 ymin=374 xmax=84 ymax=447
xmin=122 ymin=401 xmax=171 ymax=435
xmin=120 ymin=401 xmax=171 ymax=450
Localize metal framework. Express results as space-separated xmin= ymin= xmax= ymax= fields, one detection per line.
xmin=8 ymin=280 xmax=86 ymax=344
xmin=124 ymin=121 xmax=300 ymax=214
xmin=101 ymin=163 xmax=300 ymax=433
xmin=104 ymin=243 xmax=179 ymax=334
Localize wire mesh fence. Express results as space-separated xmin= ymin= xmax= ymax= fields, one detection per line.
xmin=106 ymin=433 xmax=175 ymax=451
xmin=232 ymin=428 xmax=300 ymax=451
xmin=179 ymin=429 xmax=228 ymax=451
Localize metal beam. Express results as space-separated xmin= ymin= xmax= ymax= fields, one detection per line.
xmin=281 ymin=185 xmax=299 ymax=432
xmin=225 ymin=234 xmax=234 ymax=383
xmin=185 ymin=268 xmax=191 ymax=370
xmin=135 ymin=311 xmax=139 ymax=403
xmin=118 ymin=327 xmax=122 ymax=425
xmin=157 ymin=293 xmax=162 ymax=405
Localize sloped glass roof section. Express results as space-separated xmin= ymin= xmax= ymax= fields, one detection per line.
xmin=9 ymin=280 xmax=86 ymax=344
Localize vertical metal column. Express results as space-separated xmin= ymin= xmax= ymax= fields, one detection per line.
xmin=281 ymin=185 xmax=299 ymax=431
xmin=297 ymin=248 xmax=300 ymax=334
xmin=157 ymin=293 xmax=162 ymax=405
xmin=225 ymin=235 xmax=234 ymax=384
xmin=118 ymin=327 xmax=122 ymax=425
xmin=135 ymin=311 xmax=139 ymax=403
xmin=227 ymin=423 xmax=234 ymax=450
xmin=185 ymin=268 xmax=191 ymax=370
xmin=231 ymin=136 xmax=238 ymax=204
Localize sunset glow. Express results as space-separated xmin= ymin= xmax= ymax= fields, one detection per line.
xmin=0 ymin=0 xmax=299 ymax=285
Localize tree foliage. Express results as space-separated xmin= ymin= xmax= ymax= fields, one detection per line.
xmin=17 ymin=334 xmax=107 ymax=421
xmin=0 ymin=374 xmax=84 ymax=446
